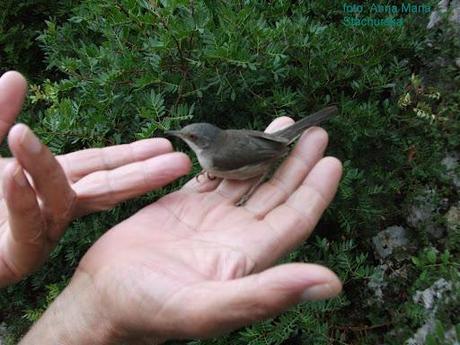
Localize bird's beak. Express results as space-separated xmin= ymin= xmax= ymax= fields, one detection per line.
xmin=164 ymin=130 xmax=182 ymax=138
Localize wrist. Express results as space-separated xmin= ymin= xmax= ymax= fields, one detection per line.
xmin=19 ymin=271 xmax=120 ymax=345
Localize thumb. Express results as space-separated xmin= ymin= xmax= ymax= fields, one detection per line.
xmin=0 ymin=71 xmax=27 ymax=142
xmin=0 ymin=161 xmax=45 ymax=287
xmin=180 ymin=263 xmax=342 ymax=338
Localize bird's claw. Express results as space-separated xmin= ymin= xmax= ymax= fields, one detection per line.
xmin=235 ymin=194 xmax=249 ymax=207
xmin=196 ymin=170 xmax=216 ymax=182
xmin=195 ymin=170 xmax=205 ymax=182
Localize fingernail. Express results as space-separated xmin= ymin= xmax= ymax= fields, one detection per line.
xmin=13 ymin=166 xmax=27 ymax=187
xmin=22 ymin=129 xmax=42 ymax=154
xmin=300 ymin=283 xmax=337 ymax=301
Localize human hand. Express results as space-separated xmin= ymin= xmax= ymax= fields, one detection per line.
xmin=21 ymin=115 xmax=342 ymax=344
xmin=0 ymin=71 xmax=190 ymax=287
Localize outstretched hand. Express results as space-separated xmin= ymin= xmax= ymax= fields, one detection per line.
xmin=0 ymin=71 xmax=190 ymax=287
xmin=54 ymin=117 xmax=344 ymax=343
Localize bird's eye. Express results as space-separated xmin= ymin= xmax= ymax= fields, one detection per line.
xmin=189 ymin=134 xmax=197 ymax=140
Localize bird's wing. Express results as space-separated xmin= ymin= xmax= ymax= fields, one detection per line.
xmin=241 ymin=130 xmax=290 ymax=144
xmin=211 ymin=130 xmax=288 ymax=171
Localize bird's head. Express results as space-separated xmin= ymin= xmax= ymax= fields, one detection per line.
xmin=165 ymin=123 xmax=222 ymax=153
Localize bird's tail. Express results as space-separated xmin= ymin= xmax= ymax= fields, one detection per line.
xmin=273 ymin=105 xmax=338 ymax=144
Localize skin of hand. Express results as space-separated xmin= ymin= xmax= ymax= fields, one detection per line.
xmin=0 ymin=71 xmax=190 ymax=287
xmin=20 ymin=111 xmax=343 ymax=344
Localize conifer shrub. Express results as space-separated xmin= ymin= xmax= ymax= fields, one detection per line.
xmin=0 ymin=0 xmax=80 ymax=80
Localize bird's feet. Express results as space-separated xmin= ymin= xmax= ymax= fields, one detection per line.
xmin=235 ymin=194 xmax=249 ymax=207
xmin=195 ymin=170 xmax=216 ymax=182
xmin=235 ymin=169 xmax=272 ymax=207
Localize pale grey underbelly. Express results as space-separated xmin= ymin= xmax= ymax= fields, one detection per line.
xmin=206 ymin=161 xmax=273 ymax=180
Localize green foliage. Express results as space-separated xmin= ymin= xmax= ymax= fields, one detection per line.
xmin=1 ymin=0 xmax=459 ymax=344
xmin=0 ymin=0 xmax=80 ymax=80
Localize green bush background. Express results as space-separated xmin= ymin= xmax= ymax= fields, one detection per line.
xmin=1 ymin=0 xmax=459 ymax=344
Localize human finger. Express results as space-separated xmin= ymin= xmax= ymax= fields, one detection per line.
xmin=71 ymin=152 xmax=191 ymax=217
xmin=243 ymin=127 xmax=328 ymax=216
xmin=0 ymin=161 xmax=45 ymax=286
xmin=0 ymin=71 xmax=27 ymax=142
xmin=57 ymin=138 xmax=173 ymax=182
xmin=8 ymin=124 xmax=76 ymax=242
xmin=168 ymin=263 xmax=341 ymax=338
xmin=249 ymin=157 xmax=342 ymax=268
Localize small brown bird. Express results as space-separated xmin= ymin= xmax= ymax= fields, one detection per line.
xmin=166 ymin=106 xmax=338 ymax=205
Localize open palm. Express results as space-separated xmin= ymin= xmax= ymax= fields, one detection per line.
xmin=77 ymin=118 xmax=343 ymax=342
